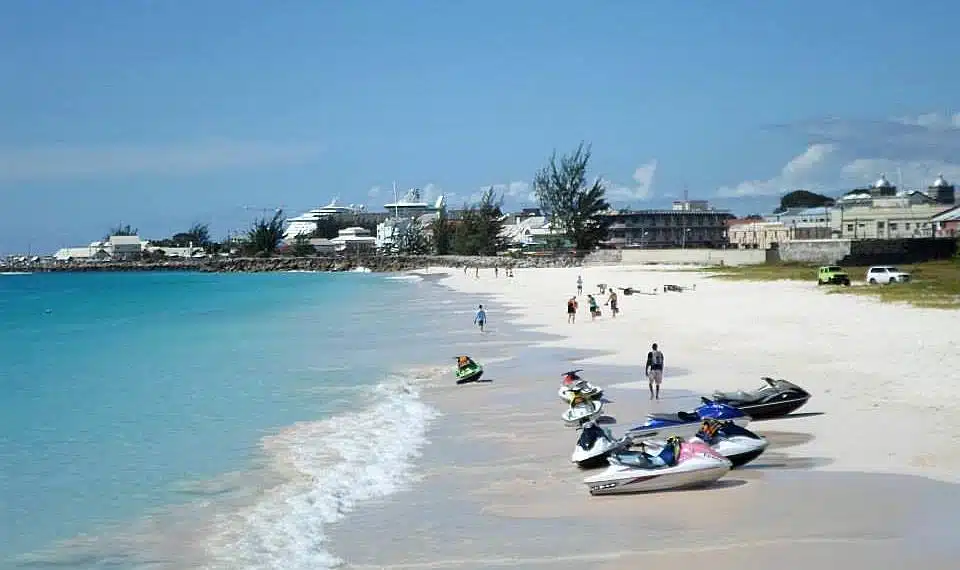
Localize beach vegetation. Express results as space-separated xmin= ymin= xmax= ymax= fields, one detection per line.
xmin=452 ymin=187 xmax=508 ymax=256
xmin=106 ymin=224 xmax=138 ymax=239
xmin=245 ymin=209 xmax=285 ymax=257
xmin=429 ymin=208 xmax=454 ymax=255
xmin=287 ymin=235 xmax=316 ymax=257
xmin=704 ymin=260 xmax=960 ymax=309
xmin=533 ymin=142 xmax=611 ymax=254
xmin=392 ymin=217 xmax=433 ymax=255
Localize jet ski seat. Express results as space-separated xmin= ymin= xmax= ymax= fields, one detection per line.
xmin=647 ymin=411 xmax=699 ymax=422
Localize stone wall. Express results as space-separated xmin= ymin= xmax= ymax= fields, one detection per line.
xmin=777 ymin=239 xmax=852 ymax=264
xmin=618 ymin=248 xmax=766 ymax=266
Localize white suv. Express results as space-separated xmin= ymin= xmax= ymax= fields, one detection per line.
xmin=866 ymin=266 xmax=911 ymax=285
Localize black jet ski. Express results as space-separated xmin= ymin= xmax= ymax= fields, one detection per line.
xmin=705 ymin=377 xmax=811 ymax=419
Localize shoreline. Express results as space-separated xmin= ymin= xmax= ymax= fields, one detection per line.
xmin=6 ymin=254 xmax=584 ymax=274
xmin=321 ymin=263 xmax=960 ymax=569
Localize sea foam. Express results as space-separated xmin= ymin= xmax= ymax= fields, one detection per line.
xmin=200 ymin=373 xmax=439 ymax=570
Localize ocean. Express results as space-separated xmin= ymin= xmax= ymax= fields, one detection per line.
xmin=0 ymin=270 xmax=480 ymax=569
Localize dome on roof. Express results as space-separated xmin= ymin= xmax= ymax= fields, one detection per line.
xmin=874 ymin=174 xmax=892 ymax=188
xmin=933 ymin=173 xmax=950 ymax=187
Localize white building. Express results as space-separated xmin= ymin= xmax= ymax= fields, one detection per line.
xmin=500 ymin=209 xmax=555 ymax=248
xmin=376 ymin=188 xmax=445 ymax=250
xmin=831 ymin=174 xmax=954 ymax=239
xmin=54 ymin=235 xmax=149 ymax=261
xmin=331 ymin=227 xmax=377 ymax=252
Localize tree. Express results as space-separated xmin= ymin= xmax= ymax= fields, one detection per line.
xmin=533 ymin=142 xmax=612 ymax=253
xmin=393 ymin=218 xmax=432 ymax=255
xmin=106 ymin=224 xmax=138 ymax=239
xmin=429 ymin=208 xmax=454 ymax=255
xmin=245 ymin=209 xmax=285 ymax=256
xmin=774 ymin=190 xmax=835 ymax=214
xmin=451 ymin=188 xmax=508 ymax=256
xmin=289 ymin=234 xmax=316 ymax=257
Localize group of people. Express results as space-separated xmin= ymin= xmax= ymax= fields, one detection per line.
xmin=571 ymin=274 xmax=666 ymax=400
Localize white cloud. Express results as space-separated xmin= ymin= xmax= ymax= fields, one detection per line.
xmin=718 ymin=111 xmax=960 ymax=199
xmin=0 ymin=139 xmax=325 ymax=183
xmin=367 ymin=186 xmax=381 ymax=197
xmin=604 ymin=159 xmax=658 ymax=203
xmin=716 ymin=144 xmax=835 ymax=198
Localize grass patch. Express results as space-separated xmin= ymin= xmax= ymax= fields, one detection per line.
xmin=702 ymin=259 xmax=960 ymax=309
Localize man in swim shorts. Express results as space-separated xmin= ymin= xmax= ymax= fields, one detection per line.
xmin=645 ymin=342 xmax=664 ymax=400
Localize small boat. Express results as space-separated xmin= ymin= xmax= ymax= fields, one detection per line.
xmin=571 ymin=421 xmax=631 ymax=468
xmin=707 ymin=377 xmax=811 ymax=419
xmin=645 ymin=419 xmax=768 ymax=468
xmin=584 ymin=438 xmax=731 ymax=495
xmin=453 ymin=355 xmax=484 ymax=384
xmin=562 ymin=397 xmax=604 ymax=426
xmin=625 ymin=401 xmax=749 ymax=441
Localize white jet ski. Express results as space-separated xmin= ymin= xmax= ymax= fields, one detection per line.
xmin=562 ymin=398 xmax=604 ymax=426
xmin=558 ymin=379 xmax=604 ymax=404
xmin=571 ymin=421 xmax=631 ymax=468
xmin=584 ymin=438 xmax=731 ymax=495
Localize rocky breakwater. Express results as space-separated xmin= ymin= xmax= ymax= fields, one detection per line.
xmin=31 ymin=254 xmax=584 ymax=274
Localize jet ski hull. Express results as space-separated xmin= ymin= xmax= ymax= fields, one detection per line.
xmin=710 ymin=378 xmax=811 ymax=419
xmin=563 ymin=400 xmax=604 ymax=426
xmin=570 ymin=424 xmax=630 ymax=469
xmin=645 ymin=434 xmax=768 ymax=468
xmin=625 ymin=403 xmax=750 ymax=441
xmin=455 ymin=365 xmax=484 ymax=384
xmin=584 ymin=442 xmax=731 ymax=495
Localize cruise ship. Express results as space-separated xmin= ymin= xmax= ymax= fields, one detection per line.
xmin=283 ymin=198 xmax=365 ymax=241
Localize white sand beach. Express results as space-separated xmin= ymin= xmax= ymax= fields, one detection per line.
xmin=330 ymin=264 xmax=960 ymax=570
xmin=438 ymin=264 xmax=960 ymax=484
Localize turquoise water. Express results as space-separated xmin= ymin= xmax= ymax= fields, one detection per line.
xmin=0 ymin=271 xmax=465 ymax=569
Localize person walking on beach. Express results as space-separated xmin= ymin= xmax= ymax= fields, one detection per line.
xmin=606 ymin=289 xmax=619 ymax=318
xmin=576 ymin=275 xmax=583 ymax=295
xmin=566 ymin=296 xmax=578 ymax=324
xmin=645 ymin=343 xmax=664 ymax=400
xmin=587 ymin=294 xmax=599 ymax=320
xmin=474 ymin=304 xmax=487 ymax=332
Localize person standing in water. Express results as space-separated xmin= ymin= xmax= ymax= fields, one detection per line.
xmin=474 ymin=304 xmax=487 ymax=332
xmin=645 ymin=343 xmax=665 ymax=400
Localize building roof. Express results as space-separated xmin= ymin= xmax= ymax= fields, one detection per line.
xmin=931 ymin=205 xmax=960 ymax=222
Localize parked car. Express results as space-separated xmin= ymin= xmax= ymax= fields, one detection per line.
xmin=817 ymin=265 xmax=851 ymax=286
xmin=866 ymin=266 xmax=912 ymax=285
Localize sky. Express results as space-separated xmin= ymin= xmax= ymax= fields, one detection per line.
xmin=2 ymin=0 xmax=960 ymax=254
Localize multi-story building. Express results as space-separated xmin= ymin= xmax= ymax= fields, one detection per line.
xmin=831 ymin=174 xmax=955 ymax=239
xmin=603 ymin=200 xmax=734 ymax=248
xmin=727 ymin=220 xmax=789 ymax=249
xmin=764 ymin=206 xmax=834 ymax=239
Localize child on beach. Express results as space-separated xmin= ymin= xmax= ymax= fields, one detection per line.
xmin=474 ymin=304 xmax=487 ymax=332
xmin=566 ymin=297 xmax=578 ymax=324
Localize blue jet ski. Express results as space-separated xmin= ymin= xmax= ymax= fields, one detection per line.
xmin=625 ymin=401 xmax=750 ymax=441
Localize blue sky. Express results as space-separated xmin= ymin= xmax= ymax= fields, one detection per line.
xmin=2 ymin=0 xmax=960 ymax=254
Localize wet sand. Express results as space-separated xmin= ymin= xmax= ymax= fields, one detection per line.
xmin=329 ymin=347 xmax=959 ymax=569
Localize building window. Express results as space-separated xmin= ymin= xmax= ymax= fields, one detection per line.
xmin=890 ymin=223 xmax=898 ymax=231
xmin=846 ymin=224 xmax=854 ymax=232
xmin=905 ymin=223 xmax=910 ymax=230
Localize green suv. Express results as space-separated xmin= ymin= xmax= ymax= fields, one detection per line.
xmin=817 ymin=265 xmax=851 ymax=286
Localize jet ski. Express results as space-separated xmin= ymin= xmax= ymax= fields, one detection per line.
xmin=625 ymin=401 xmax=749 ymax=441
xmin=644 ymin=418 xmax=768 ymax=468
xmin=453 ymin=355 xmax=484 ymax=384
xmin=562 ymin=395 xmax=604 ymax=426
xmin=558 ymin=369 xmax=604 ymax=402
xmin=707 ymin=377 xmax=811 ymax=419
xmin=584 ymin=437 xmax=731 ymax=495
xmin=571 ymin=420 xmax=631 ymax=469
